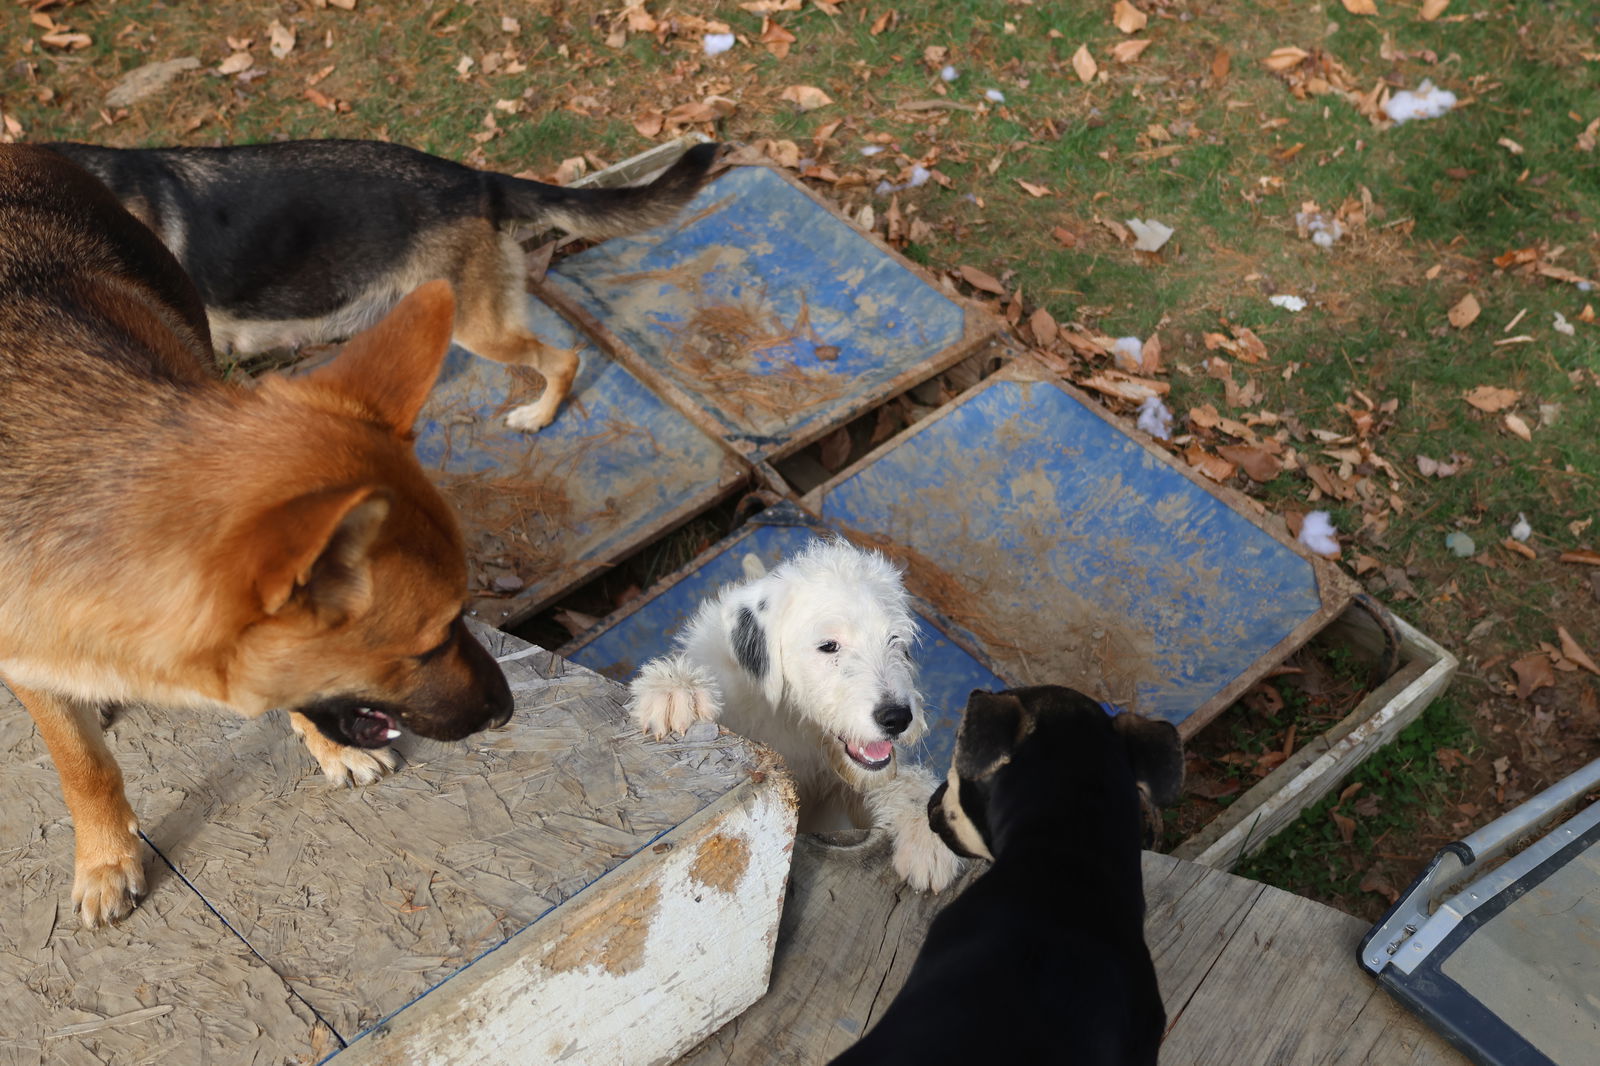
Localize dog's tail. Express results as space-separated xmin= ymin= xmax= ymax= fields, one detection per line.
xmin=494 ymin=141 xmax=718 ymax=239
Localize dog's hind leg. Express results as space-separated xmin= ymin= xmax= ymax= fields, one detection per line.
xmin=629 ymin=654 xmax=723 ymax=737
xmin=454 ymin=231 xmax=579 ymax=434
xmin=289 ymin=711 xmax=398 ymax=787
xmin=865 ymin=761 xmax=963 ymax=893
xmin=8 ymin=679 xmax=145 ymax=928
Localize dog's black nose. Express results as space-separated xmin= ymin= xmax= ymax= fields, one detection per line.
xmin=874 ymin=700 xmax=913 ymax=736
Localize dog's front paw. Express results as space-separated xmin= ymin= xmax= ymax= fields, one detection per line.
xmin=74 ymin=840 xmax=146 ymax=929
xmin=892 ymin=820 xmax=963 ymax=894
xmin=505 ymin=399 xmax=557 ymax=434
xmin=291 ymin=713 xmax=398 ymax=786
xmin=629 ymin=655 xmax=722 ymax=737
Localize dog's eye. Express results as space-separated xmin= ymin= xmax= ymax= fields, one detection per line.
xmin=817 ymin=640 xmax=840 ymax=654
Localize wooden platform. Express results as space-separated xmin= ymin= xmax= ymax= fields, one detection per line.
xmin=1 ymin=626 xmax=796 ymax=1065
xmin=676 ymin=836 xmax=1467 ymax=1066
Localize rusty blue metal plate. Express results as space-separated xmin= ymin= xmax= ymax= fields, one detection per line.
xmin=543 ymin=164 xmax=997 ymax=463
xmin=805 ymin=359 xmax=1347 ymax=736
xmin=416 ymin=297 xmax=746 ymax=628
xmin=563 ymin=502 xmax=1005 ymax=772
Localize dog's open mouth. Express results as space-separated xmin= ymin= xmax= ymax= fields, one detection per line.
xmin=345 ymin=706 xmax=403 ymax=748
xmin=841 ymin=737 xmax=894 ymax=770
xmin=297 ymin=698 xmax=407 ymax=749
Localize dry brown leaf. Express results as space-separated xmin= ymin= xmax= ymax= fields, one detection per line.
xmin=633 ymin=111 xmax=665 ymax=138
xmin=1051 ymin=226 xmax=1078 ymax=248
xmin=958 ymin=265 xmax=1006 ymax=294
xmin=1211 ymin=49 xmax=1231 ymax=83
xmin=1503 ymin=412 xmax=1533 ymax=441
xmin=1341 ymin=0 xmax=1378 ymax=14
xmin=760 ymin=19 xmax=797 ymax=58
xmin=1141 ymin=333 xmax=1163 ymax=374
xmin=1420 ymin=0 xmax=1450 ymax=18
xmin=1448 ymin=292 xmax=1481 ymax=328
xmin=1029 ymin=307 xmax=1058 ymax=347
xmin=268 ymin=19 xmax=295 ymax=58
xmin=1111 ymin=0 xmax=1148 ymax=34
xmin=1080 ymin=371 xmax=1169 ymax=404
xmin=1016 ymin=179 xmax=1053 ymax=198
xmin=1511 ymin=653 xmax=1556 ymax=700
xmin=1561 ymin=549 xmax=1600 ymax=566
xmin=1330 ymin=809 xmax=1357 ymax=844
xmin=1184 ymin=447 xmax=1237 ymax=482
xmin=1557 ymin=627 xmax=1600 ymax=676
xmin=1464 ymin=385 xmax=1520 ymax=412
xmin=40 ymin=31 xmax=92 ymax=50
xmin=780 ymin=85 xmax=833 ymax=111
xmin=1072 ymin=44 xmax=1098 ymax=84
xmin=1111 ymin=38 xmax=1153 ymax=63
xmin=1502 ymin=538 xmax=1537 ymax=559
xmin=1263 ymin=46 xmax=1310 ymax=73
xmin=218 ymin=51 xmax=254 ymax=75
xmin=1217 ymin=445 xmax=1282 ymax=482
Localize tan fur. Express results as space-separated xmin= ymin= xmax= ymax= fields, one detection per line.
xmin=0 ymin=145 xmax=510 ymax=928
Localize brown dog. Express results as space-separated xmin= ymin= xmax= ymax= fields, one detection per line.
xmin=0 ymin=144 xmax=512 ymax=929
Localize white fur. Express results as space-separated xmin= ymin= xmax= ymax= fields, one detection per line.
xmin=629 ymin=539 xmax=961 ymax=892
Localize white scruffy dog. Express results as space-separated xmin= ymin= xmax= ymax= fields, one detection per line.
xmin=629 ymin=538 xmax=962 ymax=892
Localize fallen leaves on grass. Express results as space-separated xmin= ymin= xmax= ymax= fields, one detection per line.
xmin=780 ymin=85 xmax=833 ymax=111
xmin=1511 ymin=653 xmax=1556 ymax=699
xmin=1464 ymin=385 xmax=1520 ymax=412
xmin=1072 ymin=44 xmax=1098 ymax=84
xmin=1112 ymin=1 xmax=1148 ymax=34
xmin=1341 ymin=0 xmax=1378 ymax=14
xmin=1557 ymin=627 xmax=1600 ymax=676
xmin=1421 ymin=0 xmax=1450 ymax=19
xmin=1503 ymin=412 xmax=1533 ymax=441
xmin=958 ymin=264 xmax=1006 ymax=294
xmin=1111 ymin=39 xmax=1153 ymax=63
xmin=1203 ymin=325 xmax=1268 ymax=363
xmin=1560 ymin=549 xmax=1600 ymax=566
xmin=1447 ymin=292 xmax=1481 ymax=328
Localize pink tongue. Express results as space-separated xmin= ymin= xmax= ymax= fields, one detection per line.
xmin=853 ymin=740 xmax=893 ymax=763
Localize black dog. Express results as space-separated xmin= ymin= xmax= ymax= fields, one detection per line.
xmin=831 ymin=685 xmax=1184 ymax=1066
xmin=46 ymin=139 xmax=717 ymax=432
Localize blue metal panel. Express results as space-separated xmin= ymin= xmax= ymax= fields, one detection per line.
xmin=815 ymin=372 xmax=1332 ymax=731
xmin=547 ymin=165 xmax=982 ymax=461
xmin=415 ymin=298 xmax=741 ymax=627
xmin=566 ymin=504 xmax=1004 ymax=772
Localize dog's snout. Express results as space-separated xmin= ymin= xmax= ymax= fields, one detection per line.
xmin=874 ymin=699 xmax=914 ymax=737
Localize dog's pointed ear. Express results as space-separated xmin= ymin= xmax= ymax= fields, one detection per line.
xmin=304 ymin=280 xmax=456 ymax=436
xmin=954 ymin=689 xmax=1027 ymax=780
xmin=1111 ymin=712 xmax=1185 ymax=808
xmin=250 ymin=486 xmax=390 ymax=621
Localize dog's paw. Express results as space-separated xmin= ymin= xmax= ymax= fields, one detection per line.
xmin=629 ymin=655 xmax=722 ymax=737
xmin=505 ymin=399 xmax=557 ymax=434
xmin=291 ymin=713 xmax=398 ymax=786
xmin=73 ymin=846 xmax=146 ymax=930
xmin=892 ymin=821 xmax=963 ymax=894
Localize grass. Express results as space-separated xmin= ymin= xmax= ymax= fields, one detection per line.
xmin=4 ymin=0 xmax=1599 ymax=914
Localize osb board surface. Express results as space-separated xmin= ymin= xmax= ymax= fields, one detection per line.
xmin=677 ymin=840 xmax=1464 ymax=1066
xmin=806 ymin=358 xmax=1348 ymax=734
xmin=0 ymin=687 xmax=331 ymax=1066
xmin=547 ymin=164 xmax=996 ymax=461
xmin=416 ymin=299 xmax=747 ymax=627
xmin=3 ymin=626 xmax=766 ymax=1054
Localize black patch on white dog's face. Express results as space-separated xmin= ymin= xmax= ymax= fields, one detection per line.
xmin=732 ymin=605 xmax=768 ymax=679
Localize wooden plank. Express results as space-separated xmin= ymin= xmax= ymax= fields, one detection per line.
xmin=334 ymin=765 xmax=796 ymax=1066
xmin=1177 ymin=611 xmax=1458 ymax=868
xmin=1159 ymin=869 xmax=1467 ymax=1066
xmin=675 ymin=832 xmax=982 ymax=1066
xmin=676 ymin=842 xmax=1464 ymax=1066
xmin=0 ymin=687 xmax=332 ymax=1066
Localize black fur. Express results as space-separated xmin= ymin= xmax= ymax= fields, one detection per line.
xmin=44 ymin=139 xmax=718 ymax=323
xmin=832 ymin=686 xmax=1183 ymax=1066
xmin=731 ymin=605 xmax=768 ymax=680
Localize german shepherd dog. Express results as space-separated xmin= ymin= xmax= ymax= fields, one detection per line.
xmin=0 ymin=144 xmax=513 ymax=928
xmin=45 ymin=139 xmax=719 ymax=432
xmin=831 ymin=686 xmax=1184 ymax=1065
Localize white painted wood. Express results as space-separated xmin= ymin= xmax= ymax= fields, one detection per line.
xmin=1176 ymin=610 xmax=1458 ymax=868
xmin=333 ymin=766 xmax=796 ymax=1066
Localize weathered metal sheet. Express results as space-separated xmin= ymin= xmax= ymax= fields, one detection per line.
xmin=804 ymin=358 xmax=1351 ymax=737
xmin=563 ymin=502 xmax=1005 ymax=772
xmin=415 ymin=298 xmax=747 ymax=628
xmin=540 ymin=164 xmax=999 ymax=464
